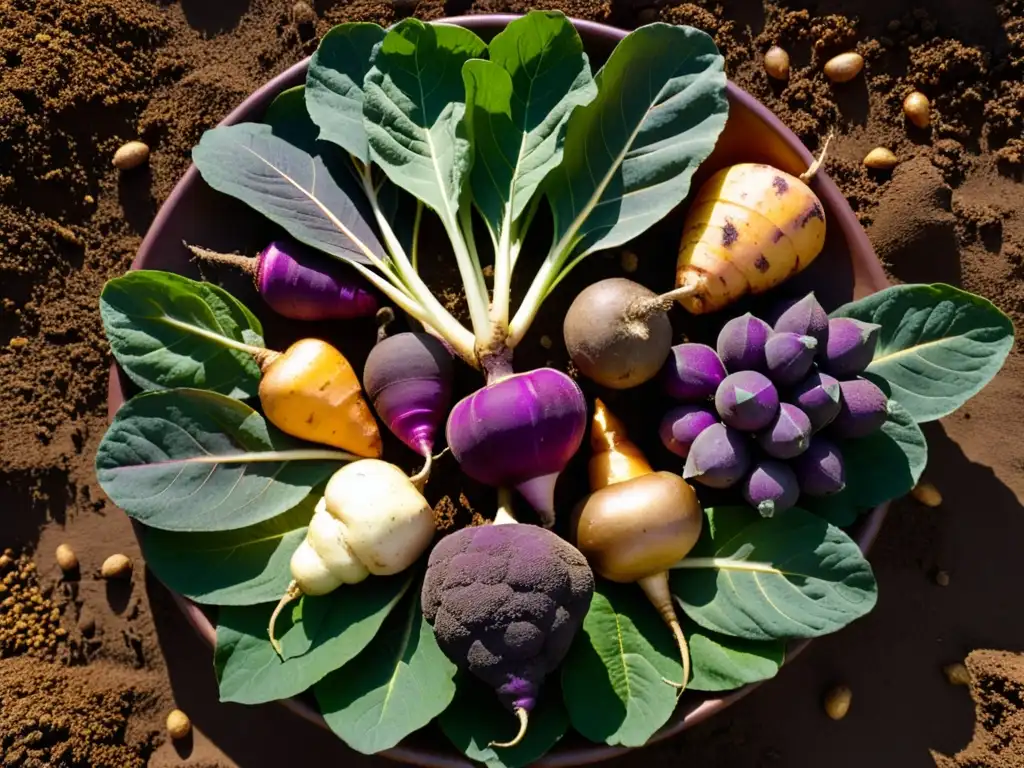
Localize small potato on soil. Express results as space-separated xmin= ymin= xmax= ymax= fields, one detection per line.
xmin=864 ymin=147 xmax=899 ymax=170
xmin=824 ymin=684 xmax=852 ymax=720
xmin=903 ymin=91 xmax=931 ymax=129
xmin=112 ymin=141 xmax=150 ymax=170
xmin=166 ymin=708 xmax=191 ymax=739
xmin=764 ymin=46 xmax=790 ymax=80
xmin=935 ymin=569 xmax=950 ymax=587
xmin=944 ymin=662 xmax=971 ymax=686
xmin=911 ymin=481 xmax=942 ymax=507
xmin=823 ymin=52 xmax=864 ymax=83
xmin=55 ymin=544 xmax=78 ymax=573
xmin=101 ymin=554 xmax=132 ymax=580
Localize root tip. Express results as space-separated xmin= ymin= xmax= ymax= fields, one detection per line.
xmin=488 ymin=707 xmax=529 ymax=749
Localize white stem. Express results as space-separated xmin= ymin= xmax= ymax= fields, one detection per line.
xmin=489 ymin=205 xmax=513 ymax=331
xmin=411 ymin=201 xmax=423 ymax=272
xmin=184 ymin=449 xmax=360 ymax=464
xmin=507 ymin=253 xmax=561 ymax=347
xmin=454 ymin=205 xmax=491 ymax=339
xmin=158 ymin=317 xmax=268 ymax=357
xmin=670 ymin=557 xmax=780 ymax=574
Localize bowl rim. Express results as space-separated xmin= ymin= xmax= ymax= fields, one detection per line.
xmin=115 ymin=13 xmax=892 ymax=768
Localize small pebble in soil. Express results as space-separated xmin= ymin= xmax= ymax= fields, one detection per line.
xmin=100 ymin=554 xmax=133 ymax=580
xmin=112 ymin=141 xmax=150 ymax=171
xmin=903 ymin=91 xmax=931 ymax=129
xmin=167 ymin=709 xmax=192 ymax=740
xmin=83 ymin=195 xmax=94 ymax=204
xmin=54 ymin=544 xmax=78 ymax=574
xmin=944 ymin=662 xmax=971 ymax=686
xmin=864 ymin=147 xmax=899 ymax=170
xmin=540 ymin=335 xmax=553 ymax=349
xmin=935 ymin=570 xmax=951 ymax=587
xmin=823 ymin=52 xmax=864 ymax=83
xmin=620 ymin=250 xmax=638 ymax=273
xmin=8 ymin=337 xmax=28 ymax=350
xmin=911 ymin=481 xmax=942 ymax=507
xmin=824 ymin=684 xmax=852 ymax=720
xmin=764 ymin=46 xmax=791 ymax=80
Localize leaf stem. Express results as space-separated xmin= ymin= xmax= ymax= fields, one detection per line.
xmin=411 ymin=201 xmax=423 ymax=272
xmin=157 ymin=317 xmax=268 ymax=358
xmin=453 ymin=205 xmax=491 ymax=340
xmin=179 ymin=449 xmax=362 ymax=464
xmin=670 ymin=557 xmax=780 ymax=574
xmin=489 ymin=203 xmax=513 ymax=332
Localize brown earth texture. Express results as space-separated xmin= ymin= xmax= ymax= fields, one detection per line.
xmin=1 ymin=0 xmax=1023 ymax=766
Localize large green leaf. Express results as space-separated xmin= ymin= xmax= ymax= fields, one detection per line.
xmin=305 ymin=22 xmax=385 ymax=163
xmin=215 ymin=574 xmax=412 ymax=705
xmin=560 ymin=581 xmax=681 ymax=748
xmin=140 ymin=494 xmax=314 ymax=605
xmin=95 ymin=389 xmax=350 ymax=532
xmin=462 ymin=12 xmax=595 ymax=238
xmin=686 ymin=623 xmax=785 ymax=692
xmin=439 ymin=674 xmax=569 ymax=768
xmin=840 ymin=400 xmax=927 ymax=508
xmin=192 ymin=122 xmax=383 ymax=264
xmin=264 ymin=85 xmax=320 ymax=148
xmin=544 ymin=23 xmax=727 ymax=263
xmin=100 ymin=270 xmax=263 ymax=398
xmin=831 ymin=283 xmax=1014 ymax=422
xmin=315 ymin=587 xmax=456 ymax=754
xmin=363 ymin=20 xmax=484 ymax=217
xmin=671 ymin=507 xmax=877 ymax=641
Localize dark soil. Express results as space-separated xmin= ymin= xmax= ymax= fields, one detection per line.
xmin=1 ymin=0 xmax=1023 ymax=766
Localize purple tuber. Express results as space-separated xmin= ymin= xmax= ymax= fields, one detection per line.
xmin=771 ymin=293 xmax=830 ymax=351
xmin=822 ymin=318 xmax=881 ymax=377
xmin=764 ymin=332 xmax=818 ymax=387
xmin=790 ymin=371 xmax=843 ymax=432
xmin=446 ymin=368 xmax=586 ymax=527
xmin=793 ymin=437 xmax=846 ymax=496
xmin=758 ymin=402 xmax=812 ymax=459
xmin=188 ymin=240 xmax=378 ymax=321
xmin=716 ymin=313 xmax=773 ymax=373
xmin=363 ymin=330 xmax=453 ymax=482
xmin=743 ymin=460 xmax=800 ymax=518
xmin=659 ymin=405 xmax=719 ymax=459
xmin=662 ymin=343 xmax=728 ymax=402
xmin=715 ymin=371 xmax=780 ymax=432
xmin=830 ymin=377 xmax=891 ymax=439
xmin=683 ymin=422 xmax=751 ymax=489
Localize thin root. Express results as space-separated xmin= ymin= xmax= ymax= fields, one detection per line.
xmin=652 ymin=285 xmax=696 ymax=311
xmin=488 ymin=707 xmax=529 ymax=749
xmin=409 ymin=452 xmax=432 ymax=490
xmin=662 ymin=618 xmax=691 ymax=694
xmin=268 ymin=581 xmax=303 ymax=659
xmin=184 ymin=242 xmax=256 ymax=276
xmin=375 ymin=306 xmax=396 ymax=343
xmin=799 ymin=131 xmax=834 ymax=184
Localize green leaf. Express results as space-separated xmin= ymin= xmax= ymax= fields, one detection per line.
xmin=140 ymin=493 xmax=314 ymax=605
xmin=462 ymin=11 xmax=596 ymax=238
xmin=439 ymin=674 xmax=568 ymax=768
xmin=686 ymin=623 xmax=785 ymax=692
xmin=315 ymin=587 xmax=456 ymax=754
xmin=99 ymin=270 xmax=263 ymax=398
xmin=560 ymin=581 xmax=681 ymax=747
xmin=363 ymin=19 xmax=485 ymax=221
xmin=799 ymin=488 xmax=860 ymax=528
xmin=544 ymin=23 xmax=727 ymax=264
xmin=305 ymin=22 xmax=386 ymax=163
xmin=839 ymin=400 xmax=927 ymax=508
xmin=671 ymin=507 xmax=877 ymax=641
xmin=831 ymin=283 xmax=1014 ymax=422
xmin=95 ymin=389 xmax=350 ymax=532
xmin=264 ymin=85 xmax=320 ymax=148
xmin=215 ymin=574 xmax=412 ymax=705
xmin=192 ymin=122 xmax=383 ymax=265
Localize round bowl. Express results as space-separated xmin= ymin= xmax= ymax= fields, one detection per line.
xmin=108 ymin=14 xmax=891 ymax=768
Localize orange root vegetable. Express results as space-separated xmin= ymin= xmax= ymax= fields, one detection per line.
xmin=258 ymin=338 xmax=381 ymax=457
xmin=571 ymin=399 xmax=703 ymax=691
xmin=669 ymin=140 xmax=831 ymax=315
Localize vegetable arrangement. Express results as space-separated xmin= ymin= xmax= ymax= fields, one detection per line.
xmin=93 ymin=11 xmax=1015 ymax=767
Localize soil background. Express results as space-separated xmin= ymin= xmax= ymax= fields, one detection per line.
xmin=1 ymin=0 xmax=1023 ymax=766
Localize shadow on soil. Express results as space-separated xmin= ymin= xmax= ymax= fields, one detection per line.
xmin=180 ymin=0 xmax=252 ymax=36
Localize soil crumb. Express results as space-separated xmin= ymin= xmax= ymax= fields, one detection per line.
xmin=0 ymin=551 xmax=67 ymax=661
xmin=934 ymin=650 xmax=1024 ymax=767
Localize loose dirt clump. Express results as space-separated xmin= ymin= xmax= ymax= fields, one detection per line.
xmin=0 ymin=552 xmax=67 ymax=660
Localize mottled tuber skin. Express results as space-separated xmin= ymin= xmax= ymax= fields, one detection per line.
xmin=422 ymin=521 xmax=593 ymax=745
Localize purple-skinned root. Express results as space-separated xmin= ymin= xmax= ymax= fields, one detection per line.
xmin=445 ymin=368 xmax=587 ymax=527
xmin=659 ymin=404 xmax=719 ymax=459
xmin=187 ymin=240 xmax=378 ymax=321
xmin=662 ymin=343 xmax=727 ymax=401
xmin=770 ymin=293 xmax=830 ymax=351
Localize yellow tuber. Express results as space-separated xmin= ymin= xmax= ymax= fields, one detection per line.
xmin=864 ymin=147 xmax=899 ymax=170
xmin=911 ymin=481 xmax=942 ymax=507
xmin=823 ymin=52 xmax=864 ymax=83
xmin=166 ymin=709 xmax=192 ymax=740
xmin=764 ymin=46 xmax=790 ymax=80
xmin=101 ymin=554 xmax=132 ymax=580
xmin=55 ymin=544 xmax=78 ymax=573
xmin=824 ymin=684 xmax=852 ymax=720
xmin=944 ymin=662 xmax=971 ymax=686
xmin=903 ymin=91 xmax=931 ymax=129
xmin=113 ymin=141 xmax=150 ymax=170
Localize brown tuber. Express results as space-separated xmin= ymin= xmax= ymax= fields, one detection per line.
xmin=903 ymin=91 xmax=931 ymax=129
xmin=824 ymin=684 xmax=852 ymax=720
xmin=101 ymin=554 xmax=133 ymax=580
xmin=764 ymin=46 xmax=790 ymax=80
xmin=823 ymin=52 xmax=864 ymax=83
xmin=166 ymin=709 xmax=192 ymax=739
xmin=944 ymin=662 xmax=971 ymax=686
xmin=911 ymin=481 xmax=942 ymax=507
xmin=112 ymin=141 xmax=150 ymax=171
xmin=864 ymin=147 xmax=899 ymax=170
xmin=55 ymin=544 xmax=78 ymax=573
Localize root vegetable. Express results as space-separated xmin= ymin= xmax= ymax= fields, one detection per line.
xmin=935 ymin=570 xmax=950 ymax=587
xmin=363 ymin=325 xmax=453 ymax=484
xmin=824 ymin=684 xmax=852 ymax=720
xmin=187 ymin=240 xmax=378 ymax=321
xmin=912 ymin=482 xmax=942 ymax=507
xmin=743 ymin=460 xmax=799 ymax=517
xmin=670 ymin=154 xmax=828 ymax=315
xmin=823 ymin=52 xmax=864 ymax=83
xmin=258 ymin=338 xmax=381 ymax=457
xmin=794 ymin=437 xmax=846 ymax=496
xmin=822 ymin=318 xmax=880 ymax=377
xmin=683 ymin=422 xmax=751 ymax=489
xmin=166 ymin=709 xmax=191 ymax=740
xmin=101 ymin=554 xmax=132 ymax=580
xmin=903 ymin=91 xmax=931 ymax=128
xmin=269 ymin=459 xmax=435 ymax=655
xmin=659 ymin=404 xmax=719 ymax=459
xmin=662 ymin=343 xmax=728 ymax=401
xmin=863 ymin=147 xmax=898 ymax=170
xmin=563 ymin=278 xmax=673 ymax=389
xmin=830 ymin=377 xmax=890 ymax=438
xmin=715 ymin=371 xmax=779 ymax=432
xmin=113 ymin=141 xmax=150 ymax=170
xmin=771 ymin=292 xmax=829 ymax=350
xmin=764 ymin=46 xmax=790 ymax=80
xmin=717 ymin=313 xmax=773 ymax=373
xmin=758 ymin=402 xmax=812 ymax=459
xmin=446 ymin=368 xmax=586 ymax=528
xmin=790 ymin=371 xmax=842 ymax=432
xmin=55 ymin=544 xmax=78 ymax=573
xmin=944 ymin=662 xmax=970 ymax=686
xmin=765 ymin=332 xmax=817 ymax=386
xmin=573 ymin=401 xmax=704 ymax=692
xmin=423 ymin=501 xmax=594 ymax=748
